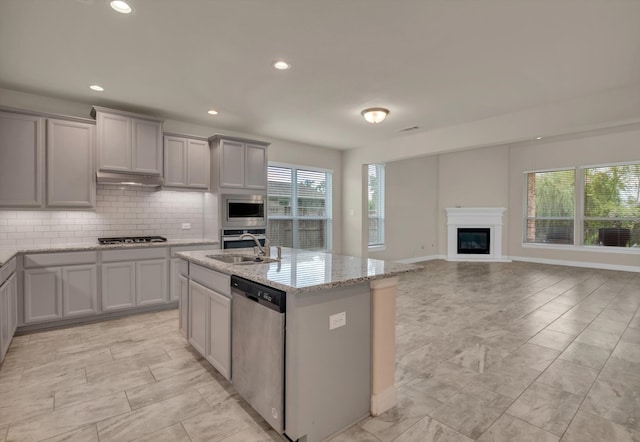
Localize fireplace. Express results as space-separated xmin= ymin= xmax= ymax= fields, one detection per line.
xmin=446 ymin=207 xmax=508 ymax=262
xmin=457 ymin=228 xmax=490 ymax=254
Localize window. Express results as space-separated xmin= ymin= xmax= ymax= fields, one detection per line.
xmin=267 ymin=164 xmax=332 ymax=250
xmin=368 ymin=164 xmax=385 ymax=247
xmin=524 ymin=169 xmax=575 ymax=244
xmin=583 ymin=163 xmax=640 ymax=247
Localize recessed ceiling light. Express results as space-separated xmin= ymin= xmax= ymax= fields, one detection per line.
xmin=273 ymin=60 xmax=291 ymax=70
xmin=207 ymin=109 xmax=219 ymax=115
xmin=110 ymin=0 xmax=132 ymax=14
xmin=536 ymin=136 xmax=542 ymax=140
xmin=89 ymin=84 xmax=104 ymax=91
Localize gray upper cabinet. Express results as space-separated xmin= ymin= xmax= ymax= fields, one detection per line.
xmin=209 ymin=135 xmax=269 ymax=192
xmin=93 ymin=106 xmax=163 ymax=176
xmin=163 ymin=134 xmax=209 ymax=190
xmin=47 ymin=119 xmax=95 ymax=208
xmin=0 ymin=111 xmax=44 ymax=208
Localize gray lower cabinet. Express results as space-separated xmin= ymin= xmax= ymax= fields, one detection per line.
xmin=0 ymin=111 xmax=44 ymax=208
xmin=187 ymin=265 xmax=231 ymax=380
xmin=135 ymin=259 xmax=167 ymax=306
xmin=101 ymin=248 xmax=168 ymax=312
xmin=102 ymin=260 xmax=166 ymax=311
xmin=101 ymin=262 xmax=135 ymax=311
xmin=62 ymin=265 xmax=98 ymax=317
xmin=206 ymin=287 xmax=231 ymax=379
xmin=46 ymin=118 xmax=95 ymax=208
xmin=188 ymin=280 xmax=208 ymax=355
xmin=24 ymin=267 xmax=63 ymax=323
xmin=24 ymin=264 xmax=98 ymax=323
xmin=1 ymin=272 xmax=18 ymax=361
xmin=178 ymin=274 xmax=189 ymax=338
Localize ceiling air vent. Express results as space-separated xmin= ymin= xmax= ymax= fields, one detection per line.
xmin=399 ymin=126 xmax=420 ymax=132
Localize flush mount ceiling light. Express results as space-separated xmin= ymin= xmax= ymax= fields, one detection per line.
xmin=89 ymin=84 xmax=104 ymax=91
xmin=361 ymin=108 xmax=389 ymax=124
xmin=207 ymin=109 xmax=219 ymax=115
xmin=273 ymin=60 xmax=291 ymax=70
xmin=110 ymin=0 xmax=132 ymax=14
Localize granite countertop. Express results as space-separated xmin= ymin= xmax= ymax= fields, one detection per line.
xmin=0 ymin=239 xmax=219 ymax=267
xmin=176 ymin=247 xmax=423 ymax=294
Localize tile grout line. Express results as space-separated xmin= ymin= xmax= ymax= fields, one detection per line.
xmin=472 ymin=272 xmax=620 ymax=440
xmin=554 ymin=278 xmax=640 ymax=441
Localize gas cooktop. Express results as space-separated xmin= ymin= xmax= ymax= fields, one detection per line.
xmin=98 ymin=236 xmax=167 ymax=245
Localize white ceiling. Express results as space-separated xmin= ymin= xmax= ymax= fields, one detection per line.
xmin=1 ymin=0 xmax=640 ymax=150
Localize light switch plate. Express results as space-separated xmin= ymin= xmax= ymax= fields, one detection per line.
xmin=181 ymin=223 xmax=191 ymax=230
xmin=329 ymin=312 xmax=346 ymax=330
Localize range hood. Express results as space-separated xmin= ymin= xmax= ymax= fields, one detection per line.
xmin=96 ymin=171 xmax=164 ymax=188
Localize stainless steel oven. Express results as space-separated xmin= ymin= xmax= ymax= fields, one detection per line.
xmin=221 ymin=194 xmax=266 ymax=228
xmin=221 ymin=228 xmax=267 ymax=249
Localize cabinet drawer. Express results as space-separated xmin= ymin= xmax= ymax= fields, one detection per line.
xmin=24 ymin=251 xmax=96 ymax=268
xmin=102 ymin=247 xmax=167 ymax=262
xmin=0 ymin=257 xmax=16 ymax=283
xmin=190 ymin=264 xmax=230 ymax=297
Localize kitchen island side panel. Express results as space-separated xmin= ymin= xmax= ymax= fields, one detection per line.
xmin=285 ymin=282 xmax=371 ymax=442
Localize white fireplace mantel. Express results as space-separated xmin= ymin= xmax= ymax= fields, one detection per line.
xmin=446 ymin=207 xmax=510 ymax=262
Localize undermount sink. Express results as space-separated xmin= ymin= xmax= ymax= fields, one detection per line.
xmin=206 ymin=254 xmax=277 ymax=265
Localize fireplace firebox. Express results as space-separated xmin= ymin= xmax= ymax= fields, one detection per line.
xmin=457 ymin=228 xmax=490 ymax=254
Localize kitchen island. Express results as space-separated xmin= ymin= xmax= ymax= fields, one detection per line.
xmin=176 ymin=247 xmax=422 ymax=442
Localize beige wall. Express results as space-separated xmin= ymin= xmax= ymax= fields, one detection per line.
xmin=0 ymin=88 xmax=343 ymax=251
xmin=369 ymin=155 xmax=439 ymax=261
xmin=437 ymin=146 xmax=509 ymax=256
xmin=507 ymin=124 xmax=640 ymax=269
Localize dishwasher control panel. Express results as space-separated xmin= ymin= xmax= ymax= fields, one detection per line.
xmin=231 ymin=276 xmax=286 ymax=313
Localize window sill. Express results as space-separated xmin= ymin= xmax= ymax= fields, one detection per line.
xmin=368 ymin=245 xmax=386 ymax=252
xmin=522 ymin=243 xmax=640 ymax=255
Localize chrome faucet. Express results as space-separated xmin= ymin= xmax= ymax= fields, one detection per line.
xmin=240 ymin=233 xmax=271 ymax=257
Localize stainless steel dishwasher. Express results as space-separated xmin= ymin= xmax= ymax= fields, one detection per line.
xmin=230 ymin=275 xmax=286 ymax=433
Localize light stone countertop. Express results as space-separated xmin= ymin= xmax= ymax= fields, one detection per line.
xmin=176 ymin=247 xmax=423 ymax=294
xmin=0 ymin=239 xmax=219 ymax=267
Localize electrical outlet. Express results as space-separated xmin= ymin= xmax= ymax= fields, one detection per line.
xmin=329 ymin=312 xmax=346 ymax=330
xmin=181 ymin=223 xmax=191 ymax=230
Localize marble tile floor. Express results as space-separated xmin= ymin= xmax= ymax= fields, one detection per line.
xmin=0 ymin=260 xmax=639 ymax=441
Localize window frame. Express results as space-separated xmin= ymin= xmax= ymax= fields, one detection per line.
xmin=368 ymin=164 xmax=385 ymax=249
xmin=267 ymin=162 xmax=333 ymax=251
xmin=522 ymin=167 xmax=576 ymax=246
xmin=522 ymin=161 xmax=640 ymax=253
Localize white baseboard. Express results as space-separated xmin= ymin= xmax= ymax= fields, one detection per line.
xmin=396 ymin=255 xmax=446 ymax=264
xmin=510 ymin=255 xmax=640 ymax=273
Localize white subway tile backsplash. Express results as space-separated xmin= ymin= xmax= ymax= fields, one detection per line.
xmin=0 ymin=185 xmax=206 ymax=247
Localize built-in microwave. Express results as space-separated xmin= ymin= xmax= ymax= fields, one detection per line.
xmin=221 ymin=194 xmax=266 ymax=228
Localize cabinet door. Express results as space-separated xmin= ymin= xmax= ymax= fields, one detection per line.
xmin=188 ymin=280 xmax=208 ymax=356
xmin=219 ymin=140 xmax=245 ymax=188
xmin=136 ymin=259 xmax=167 ymax=306
xmin=244 ymin=143 xmax=267 ymax=190
xmin=186 ymin=139 xmax=209 ymax=189
xmin=179 ymin=275 xmax=189 ymax=338
xmin=0 ymin=280 xmax=8 ymax=360
xmin=24 ymin=267 xmax=63 ymax=323
xmin=0 ymin=111 xmax=44 ymax=207
xmin=47 ymin=119 xmax=95 ymax=208
xmin=207 ymin=290 xmax=231 ymax=380
xmin=164 ymin=136 xmax=187 ymax=187
xmin=8 ymin=273 xmax=17 ymax=336
xmin=97 ymin=111 xmax=132 ymax=172
xmin=62 ymin=264 xmax=98 ymax=317
xmin=101 ymin=262 xmax=135 ymax=311
xmin=132 ymin=118 xmax=162 ymax=175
